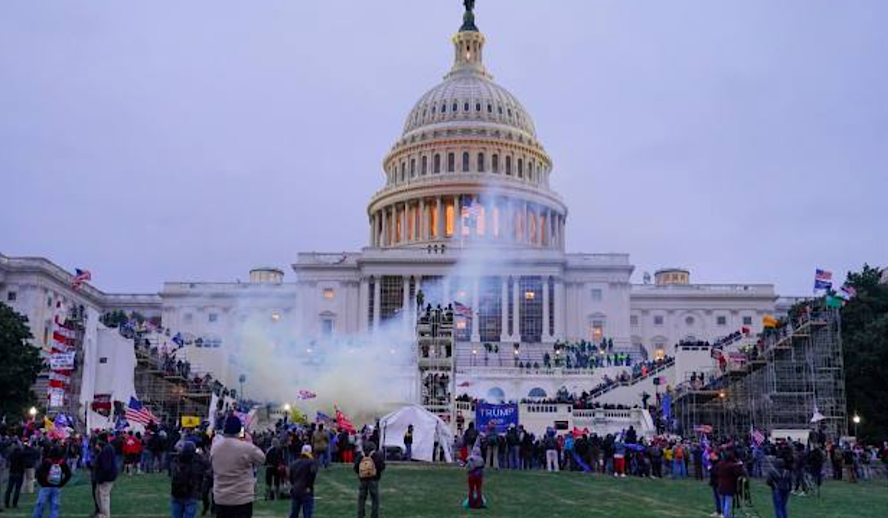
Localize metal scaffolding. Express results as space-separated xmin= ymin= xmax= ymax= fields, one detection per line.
xmin=416 ymin=305 xmax=456 ymax=425
xmin=675 ymin=301 xmax=847 ymax=440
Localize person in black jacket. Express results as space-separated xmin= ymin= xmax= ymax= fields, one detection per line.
xmin=4 ymin=440 xmax=25 ymax=509
xmin=170 ymin=441 xmax=207 ymax=518
xmin=289 ymin=445 xmax=318 ymax=518
xmin=95 ymin=434 xmax=118 ymax=518
xmin=32 ymin=446 xmax=72 ymax=518
xmin=264 ymin=439 xmax=285 ymax=500
xmin=353 ymin=442 xmax=385 ymax=518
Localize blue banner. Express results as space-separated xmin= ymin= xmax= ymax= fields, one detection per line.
xmin=475 ymin=402 xmax=519 ymax=433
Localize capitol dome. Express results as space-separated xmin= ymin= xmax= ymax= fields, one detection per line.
xmin=367 ymin=4 xmax=567 ymax=251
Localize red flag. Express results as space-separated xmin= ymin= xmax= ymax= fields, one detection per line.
xmin=335 ymin=406 xmax=355 ymax=433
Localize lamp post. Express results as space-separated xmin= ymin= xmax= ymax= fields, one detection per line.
xmin=284 ymin=403 xmax=291 ymax=425
xmin=28 ymin=407 xmax=37 ymax=421
xmin=852 ymin=414 xmax=861 ymax=438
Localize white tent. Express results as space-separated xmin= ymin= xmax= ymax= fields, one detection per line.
xmin=379 ymin=405 xmax=454 ymax=463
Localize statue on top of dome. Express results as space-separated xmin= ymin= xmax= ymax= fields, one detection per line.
xmin=461 ymin=0 xmax=479 ymax=32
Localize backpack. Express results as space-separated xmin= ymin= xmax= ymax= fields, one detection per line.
xmin=47 ymin=462 xmax=63 ymax=486
xmin=171 ymin=459 xmax=194 ymax=498
xmin=358 ymin=453 xmax=377 ymax=479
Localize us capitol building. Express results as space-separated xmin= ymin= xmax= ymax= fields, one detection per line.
xmin=2 ymin=4 xmax=778 ymax=394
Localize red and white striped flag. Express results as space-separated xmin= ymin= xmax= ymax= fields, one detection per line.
xmin=125 ymin=396 xmax=158 ymax=426
xmin=72 ymin=268 xmax=91 ymax=289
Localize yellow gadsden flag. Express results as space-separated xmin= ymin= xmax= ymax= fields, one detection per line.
xmin=180 ymin=415 xmax=201 ymax=428
xmin=762 ymin=316 xmax=778 ymax=328
xmin=43 ymin=416 xmax=54 ymax=431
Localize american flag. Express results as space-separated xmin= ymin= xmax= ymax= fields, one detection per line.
xmin=751 ymin=427 xmax=766 ymax=446
xmin=296 ymin=389 xmax=317 ymax=401
xmin=461 ymin=198 xmax=482 ymax=219
xmin=71 ymin=268 xmax=91 ymax=289
xmin=453 ymin=301 xmax=473 ymax=318
xmin=815 ymin=269 xmax=833 ymax=282
xmin=125 ymin=396 xmax=158 ymax=426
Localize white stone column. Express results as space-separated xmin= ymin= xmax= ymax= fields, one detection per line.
xmin=372 ymin=275 xmax=381 ymax=330
xmin=380 ymin=207 xmax=389 ymax=247
xmin=500 ymin=276 xmax=509 ymax=341
xmin=419 ymin=199 xmax=426 ymax=241
xmin=471 ymin=277 xmax=480 ymax=342
xmin=402 ymin=275 xmax=411 ymax=329
xmin=542 ymin=276 xmax=551 ymax=341
xmin=359 ymin=277 xmax=369 ymax=332
xmin=554 ymin=279 xmax=564 ymax=339
xmin=512 ymin=275 xmax=522 ymax=342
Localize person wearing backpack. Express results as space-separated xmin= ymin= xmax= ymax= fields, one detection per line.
xmin=766 ymin=457 xmax=793 ymax=518
xmin=31 ymin=446 xmax=71 ymax=518
xmin=170 ymin=442 xmax=208 ymax=518
xmin=353 ymin=442 xmax=385 ymax=518
xmin=288 ymin=445 xmax=318 ymax=518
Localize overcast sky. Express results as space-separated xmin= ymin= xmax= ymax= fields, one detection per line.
xmin=1 ymin=0 xmax=885 ymax=295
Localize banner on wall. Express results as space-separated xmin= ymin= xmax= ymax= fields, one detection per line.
xmin=475 ymin=402 xmax=519 ymax=433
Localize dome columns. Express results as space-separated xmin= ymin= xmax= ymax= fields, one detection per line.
xmin=369 ymin=192 xmax=565 ymax=250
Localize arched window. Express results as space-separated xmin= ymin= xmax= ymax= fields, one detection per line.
xmin=486 ymin=387 xmax=506 ymax=404
xmin=421 ymin=156 xmax=428 ymax=175
xmin=477 ymin=152 xmax=485 ymax=172
xmin=400 ymin=163 xmax=405 ymax=183
xmin=518 ymin=158 xmax=524 ymax=178
xmin=528 ymin=387 xmax=547 ymax=398
xmin=441 ymin=103 xmax=447 ymax=113
xmin=434 ymin=154 xmax=441 ymax=174
xmin=462 ymin=152 xmax=470 ymax=172
xmin=432 ymin=105 xmax=437 ymax=114
xmin=452 ymin=102 xmax=458 ymax=112
xmin=475 ymin=103 xmax=481 ymax=112
xmin=464 ymin=102 xmax=470 ymax=112
xmin=498 ymin=105 xmax=503 ymax=115
xmin=447 ymin=153 xmax=455 ymax=173
xmin=410 ymin=159 xmax=416 ymax=178
xmin=505 ymin=156 xmax=512 ymax=175
xmin=487 ymin=103 xmax=492 ymax=113
xmin=492 ymin=154 xmax=499 ymax=173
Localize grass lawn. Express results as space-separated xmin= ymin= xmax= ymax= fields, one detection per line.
xmin=4 ymin=464 xmax=886 ymax=518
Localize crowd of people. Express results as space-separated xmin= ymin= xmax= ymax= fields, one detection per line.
xmin=2 ymin=412 xmax=887 ymax=518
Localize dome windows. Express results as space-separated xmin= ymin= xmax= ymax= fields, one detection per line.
xmin=421 ymin=156 xmax=428 ymax=175
xmin=476 ymin=102 xmax=481 ymax=112
xmin=410 ymin=158 xmax=416 ymax=178
xmin=477 ymin=152 xmax=485 ymax=172
xmin=462 ymin=152 xmax=470 ymax=172
xmin=487 ymin=103 xmax=492 ymax=113
xmin=447 ymin=153 xmax=455 ymax=173
xmin=452 ymin=102 xmax=458 ymax=112
xmin=441 ymin=103 xmax=447 ymax=113
xmin=434 ymin=154 xmax=441 ymax=174
xmin=492 ymin=154 xmax=499 ymax=173
xmin=464 ymin=102 xmax=470 ymax=112
xmin=518 ymin=158 xmax=524 ymax=178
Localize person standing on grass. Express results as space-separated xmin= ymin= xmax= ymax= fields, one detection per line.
xmin=170 ymin=441 xmax=208 ymax=518
xmin=716 ymin=451 xmax=746 ymax=518
xmin=31 ymin=446 xmax=71 ymax=518
xmin=403 ymin=425 xmax=414 ymax=462
xmin=211 ymin=415 xmax=266 ymax=518
xmin=766 ymin=458 xmax=793 ymax=518
xmin=288 ymin=444 xmax=318 ymax=518
xmin=4 ymin=438 xmax=25 ymax=510
xmin=312 ymin=425 xmax=329 ymax=470
xmin=354 ymin=442 xmax=385 ymax=518
xmin=543 ymin=430 xmax=559 ymax=472
xmin=708 ymin=452 xmax=721 ymax=517
xmin=95 ymin=434 xmax=118 ymax=518
xmin=466 ymin=437 xmax=485 ymax=509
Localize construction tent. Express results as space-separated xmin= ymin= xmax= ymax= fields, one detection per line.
xmin=379 ymin=405 xmax=453 ymax=463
